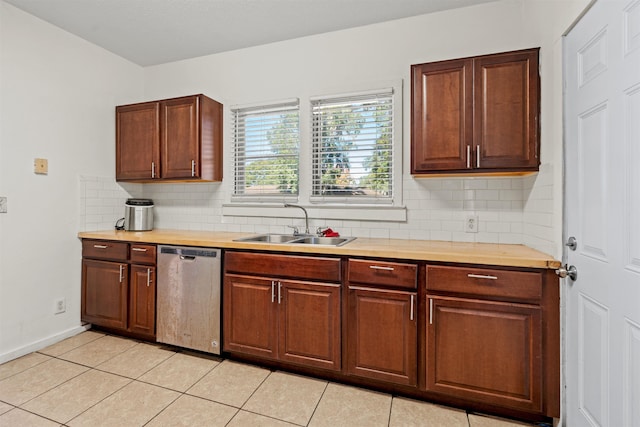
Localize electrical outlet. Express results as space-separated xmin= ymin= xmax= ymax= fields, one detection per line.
xmin=0 ymin=197 xmax=6 ymax=213
xmin=465 ymin=215 xmax=479 ymax=233
xmin=54 ymin=298 xmax=66 ymax=314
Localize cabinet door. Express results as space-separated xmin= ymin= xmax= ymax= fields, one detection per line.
xmin=81 ymin=259 xmax=128 ymax=330
xmin=128 ymin=265 xmax=155 ymax=337
xmin=223 ymin=274 xmax=278 ymax=359
xmin=161 ymin=96 xmax=200 ymax=179
xmin=279 ymin=280 xmax=341 ymax=371
xmin=474 ymin=49 xmax=539 ymax=170
xmin=347 ymin=286 xmax=417 ymax=386
xmin=116 ymin=102 xmax=160 ymax=180
xmin=426 ymin=296 xmax=542 ymax=412
xmin=411 ymin=59 xmax=473 ymax=173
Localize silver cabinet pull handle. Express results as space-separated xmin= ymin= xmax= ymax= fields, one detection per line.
xmin=429 ymin=299 xmax=433 ymax=325
xmin=119 ymin=264 xmax=124 ymax=283
xmin=93 ymin=244 xmax=108 ymax=249
xmin=410 ymin=295 xmax=414 ymax=321
xmin=369 ymin=265 xmax=394 ymax=271
xmin=278 ymin=282 xmax=282 ymax=304
xmin=132 ymin=247 xmax=147 ymax=252
xmin=467 ymin=273 xmax=498 ymax=280
xmin=476 ymin=145 xmax=480 ymax=168
xmin=147 ymin=268 xmax=152 ymax=287
xmin=151 ymin=161 xmax=156 ymax=178
xmin=271 ymin=281 xmax=275 ymax=303
xmin=466 ymin=145 xmax=471 ymax=168
xmin=191 ymin=160 xmax=196 ymax=177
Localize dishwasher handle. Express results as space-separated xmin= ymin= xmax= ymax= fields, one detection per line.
xmin=179 ymin=255 xmax=196 ymax=261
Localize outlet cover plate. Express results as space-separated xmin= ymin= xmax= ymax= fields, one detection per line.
xmin=0 ymin=197 xmax=6 ymax=213
xmin=465 ymin=215 xmax=479 ymax=233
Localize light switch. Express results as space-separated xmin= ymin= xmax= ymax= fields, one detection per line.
xmin=0 ymin=197 xmax=7 ymax=213
xmin=34 ymin=158 xmax=48 ymax=174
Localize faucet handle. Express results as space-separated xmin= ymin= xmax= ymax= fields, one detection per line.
xmin=317 ymin=227 xmax=329 ymax=236
xmin=287 ymin=225 xmax=300 ymax=235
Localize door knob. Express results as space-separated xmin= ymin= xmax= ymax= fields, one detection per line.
xmin=556 ymin=264 xmax=578 ymax=281
xmin=566 ymin=236 xmax=577 ymax=251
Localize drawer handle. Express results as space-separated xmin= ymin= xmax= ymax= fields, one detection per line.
xmin=132 ymin=247 xmax=148 ymax=252
xmin=93 ymin=244 xmax=108 ymax=249
xmin=467 ymin=273 xmax=498 ymax=280
xmin=369 ymin=265 xmax=394 ymax=271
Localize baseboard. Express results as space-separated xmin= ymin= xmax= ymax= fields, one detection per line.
xmin=0 ymin=324 xmax=91 ymax=364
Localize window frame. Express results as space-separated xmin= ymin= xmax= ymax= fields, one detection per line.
xmin=230 ymin=98 xmax=300 ymax=202
xmin=310 ymin=87 xmax=398 ymax=205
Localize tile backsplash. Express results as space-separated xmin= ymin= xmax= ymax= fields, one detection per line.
xmin=79 ymin=163 xmax=557 ymax=257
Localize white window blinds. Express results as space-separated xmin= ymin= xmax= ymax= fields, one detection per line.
xmin=311 ymin=89 xmax=394 ymax=202
xmin=232 ymin=100 xmax=299 ymax=197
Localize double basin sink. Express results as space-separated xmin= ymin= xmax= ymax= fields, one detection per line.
xmin=234 ymin=233 xmax=355 ymax=247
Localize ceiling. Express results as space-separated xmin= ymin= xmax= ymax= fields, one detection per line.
xmin=5 ymin=0 xmax=496 ymax=66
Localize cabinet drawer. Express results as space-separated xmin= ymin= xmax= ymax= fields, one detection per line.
xmin=426 ymin=265 xmax=541 ymax=302
xmin=82 ymin=240 xmax=128 ymax=262
xmin=225 ymin=252 xmax=341 ymax=282
xmin=348 ymin=259 xmax=417 ymax=290
xmin=130 ymin=244 xmax=156 ymax=265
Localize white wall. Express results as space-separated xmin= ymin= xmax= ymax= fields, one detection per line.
xmin=0 ymin=1 xmax=143 ymax=361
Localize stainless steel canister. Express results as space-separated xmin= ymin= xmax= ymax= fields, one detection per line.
xmin=124 ymin=198 xmax=154 ymax=231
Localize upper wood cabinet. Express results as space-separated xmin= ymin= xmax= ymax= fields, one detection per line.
xmin=411 ymin=48 xmax=540 ymax=175
xmin=116 ymin=94 xmax=222 ymax=182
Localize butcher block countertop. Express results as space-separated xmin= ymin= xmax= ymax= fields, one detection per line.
xmin=78 ymin=229 xmax=560 ymax=270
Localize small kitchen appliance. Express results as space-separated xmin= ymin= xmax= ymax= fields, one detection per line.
xmin=123 ymin=198 xmax=154 ymax=231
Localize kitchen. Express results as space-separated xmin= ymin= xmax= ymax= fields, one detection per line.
xmin=1 ymin=0 xmax=638 ymax=426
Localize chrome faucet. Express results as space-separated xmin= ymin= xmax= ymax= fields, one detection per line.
xmin=284 ymin=203 xmax=309 ymax=235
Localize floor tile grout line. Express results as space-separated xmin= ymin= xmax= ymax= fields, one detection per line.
xmin=140 ymin=384 xmax=183 ymax=427
xmin=0 ymin=353 xmax=53 ymax=382
xmin=303 ymin=379 xmax=329 ymax=426
xmin=6 ymin=359 xmax=90 ymax=409
xmin=236 ymin=367 xmax=276 ymax=410
xmin=227 ymin=407 xmax=304 ymax=426
xmin=387 ymin=394 xmax=395 ymax=426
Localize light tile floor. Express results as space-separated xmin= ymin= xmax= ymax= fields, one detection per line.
xmin=0 ymin=331 xmax=541 ymax=427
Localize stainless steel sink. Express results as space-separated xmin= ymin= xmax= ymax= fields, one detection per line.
xmin=234 ymin=234 xmax=355 ymax=247
xmin=291 ymin=236 xmax=354 ymax=246
xmin=234 ymin=234 xmax=301 ymax=243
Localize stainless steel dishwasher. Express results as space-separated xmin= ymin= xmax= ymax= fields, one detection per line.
xmin=157 ymin=245 xmax=221 ymax=354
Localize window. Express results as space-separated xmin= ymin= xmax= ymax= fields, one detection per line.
xmin=311 ymin=89 xmax=394 ymax=203
xmin=231 ymin=99 xmax=299 ymax=198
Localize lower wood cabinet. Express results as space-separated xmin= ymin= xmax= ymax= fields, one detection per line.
xmin=81 ymin=240 xmax=156 ymax=340
xmin=223 ymin=252 xmax=341 ymax=371
xmin=346 ymin=286 xmax=417 ymax=386
xmin=426 ymin=296 xmax=542 ymax=412
xmin=81 ymin=258 xmax=128 ymax=330
xmin=128 ymin=264 xmax=156 ymax=336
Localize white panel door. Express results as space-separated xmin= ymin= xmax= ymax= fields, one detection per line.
xmin=564 ymin=1 xmax=640 ymax=426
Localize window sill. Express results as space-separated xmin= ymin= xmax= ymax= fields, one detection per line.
xmin=222 ymin=203 xmax=407 ymax=222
